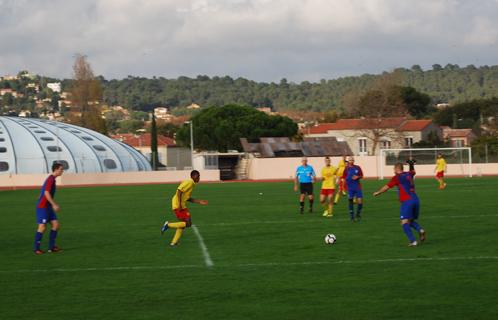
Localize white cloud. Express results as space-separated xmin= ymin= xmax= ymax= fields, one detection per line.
xmin=0 ymin=0 xmax=497 ymax=81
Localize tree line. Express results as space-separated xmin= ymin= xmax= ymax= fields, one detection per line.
xmin=99 ymin=64 xmax=498 ymax=112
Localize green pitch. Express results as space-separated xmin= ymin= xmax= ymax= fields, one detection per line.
xmin=1 ymin=177 xmax=498 ymax=320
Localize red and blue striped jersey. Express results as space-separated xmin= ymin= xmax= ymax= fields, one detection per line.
xmin=387 ymin=171 xmax=417 ymax=202
xmin=343 ymin=165 xmax=363 ymax=190
xmin=37 ymin=175 xmax=56 ymax=208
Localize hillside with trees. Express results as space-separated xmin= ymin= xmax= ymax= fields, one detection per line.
xmin=2 ymin=64 xmax=497 ymax=115
xmin=99 ymin=64 xmax=498 ymax=112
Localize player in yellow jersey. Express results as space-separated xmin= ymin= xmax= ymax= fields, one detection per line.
xmin=161 ymin=170 xmax=208 ymax=246
xmin=320 ymin=156 xmax=339 ymax=218
xmin=434 ymin=153 xmax=447 ymax=189
xmin=334 ymin=155 xmax=348 ymax=204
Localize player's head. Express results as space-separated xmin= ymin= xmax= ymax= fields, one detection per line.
xmin=437 ymin=153 xmax=443 ymax=158
xmin=324 ymin=156 xmax=331 ymax=165
xmin=394 ymin=162 xmax=404 ymax=174
xmin=190 ymin=170 xmax=200 ymax=183
xmin=348 ymin=156 xmax=355 ymax=164
xmin=301 ymin=157 xmax=308 ymax=165
xmin=52 ymin=162 xmax=64 ymax=176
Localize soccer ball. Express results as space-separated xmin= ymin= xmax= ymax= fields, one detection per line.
xmin=324 ymin=233 xmax=337 ymax=245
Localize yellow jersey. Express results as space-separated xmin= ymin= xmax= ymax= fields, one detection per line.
xmin=337 ymin=159 xmax=346 ymax=177
xmin=436 ymin=158 xmax=446 ymax=172
xmin=321 ymin=165 xmax=338 ymax=189
xmin=171 ymin=178 xmax=196 ymax=210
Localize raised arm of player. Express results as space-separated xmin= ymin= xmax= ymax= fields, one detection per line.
xmin=373 ymin=185 xmax=390 ymax=197
xmin=373 ymin=175 xmax=397 ymax=196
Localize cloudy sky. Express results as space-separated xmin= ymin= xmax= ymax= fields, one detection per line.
xmin=1 ymin=0 xmax=497 ymax=82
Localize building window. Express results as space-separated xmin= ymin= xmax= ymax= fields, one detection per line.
xmin=380 ymin=140 xmax=391 ymax=149
xmin=358 ymin=138 xmax=367 ymax=154
xmin=41 ymin=137 xmax=54 ymax=141
xmin=404 ymin=137 xmax=413 ymax=148
xmin=204 ymin=155 xmax=219 ymax=169
xmin=0 ymin=161 xmax=8 ymax=171
xmin=53 ymin=160 xmax=69 ymax=170
xmin=34 ymin=130 xmax=46 ymax=134
xmin=47 ymin=146 xmax=62 ymax=152
xmin=82 ymin=136 xmax=94 ymax=141
xmin=71 ymin=130 xmax=81 ymax=134
xmin=103 ymin=159 xmax=117 ymax=169
xmin=453 ymin=139 xmax=464 ymax=147
xmin=93 ymin=145 xmax=106 ymax=152
xmin=0 ymin=138 xmax=5 ymax=142
xmin=0 ymin=147 xmax=6 ymax=153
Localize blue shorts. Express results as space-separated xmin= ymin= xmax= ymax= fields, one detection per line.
xmin=36 ymin=207 xmax=57 ymax=224
xmin=348 ymin=189 xmax=363 ymax=199
xmin=400 ymin=199 xmax=420 ymax=220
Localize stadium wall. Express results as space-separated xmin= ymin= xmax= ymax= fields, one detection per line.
xmin=0 ymin=170 xmax=220 ymax=189
xmin=246 ymin=157 xmax=498 ymax=180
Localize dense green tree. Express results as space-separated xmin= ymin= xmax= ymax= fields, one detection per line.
xmin=175 ymin=105 xmax=298 ymax=152
xmin=433 ymin=97 xmax=498 ymax=131
xmin=118 ymin=120 xmax=144 ymax=133
xmin=150 ymin=112 xmax=160 ymax=169
xmin=156 ymin=122 xmax=179 ymax=138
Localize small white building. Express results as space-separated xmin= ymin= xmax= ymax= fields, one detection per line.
xmin=47 ymin=82 xmax=62 ymax=93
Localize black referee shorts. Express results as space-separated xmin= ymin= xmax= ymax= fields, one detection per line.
xmin=299 ymin=183 xmax=314 ymax=195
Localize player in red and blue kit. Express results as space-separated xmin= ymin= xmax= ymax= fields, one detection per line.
xmin=373 ymin=163 xmax=426 ymax=246
xmin=34 ymin=162 xmax=64 ymax=254
xmin=342 ymin=157 xmax=363 ymax=222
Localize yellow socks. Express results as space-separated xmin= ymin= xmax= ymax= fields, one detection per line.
xmin=334 ymin=193 xmax=340 ymax=203
xmin=168 ymin=221 xmax=186 ymax=245
xmin=171 ymin=228 xmax=184 ymax=245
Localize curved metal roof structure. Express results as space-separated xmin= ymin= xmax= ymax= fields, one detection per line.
xmin=0 ymin=116 xmax=151 ymax=174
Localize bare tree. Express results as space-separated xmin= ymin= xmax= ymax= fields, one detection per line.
xmin=69 ymin=54 xmax=106 ymax=134
xmin=342 ymin=71 xmax=408 ymax=155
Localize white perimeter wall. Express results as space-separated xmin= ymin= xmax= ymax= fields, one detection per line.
xmin=247 ymin=156 xmax=498 ymax=180
xmin=0 ymin=170 xmax=220 ymax=189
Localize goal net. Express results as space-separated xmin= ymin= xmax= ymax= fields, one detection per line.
xmin=378 ymin=147 xmax=472 ymax=179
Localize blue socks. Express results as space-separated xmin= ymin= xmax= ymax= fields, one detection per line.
xmin=357 ymin=203 xmax=363 ymax=216
xmin=34 ymin=232 xmax=43 ymax=251
xmin=402 ymin=223 xmax=416 ymax=242
xmin=49 ymin=230 xmax=58 ymax=250
xmin=410 ymin=221 xmax=422 ymax=232
xmin=348 ymin=199 xmax=354 ymax=219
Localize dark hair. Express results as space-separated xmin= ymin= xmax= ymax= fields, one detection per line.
xmin=325 ymin=156 xmax=330 ymax=160
xmin=52 ymin=162 xmax=64 ymax=172
xmin=190 ymin=170 xmax=200 ymax=178
xmin=394 ymin=162 xmax=404 ymax=171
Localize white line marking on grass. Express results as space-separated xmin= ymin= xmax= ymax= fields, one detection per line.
xmin=203 ymin=214 xmax=498 ymax=227
xmin=192 ymin=224 xmax=214 ymax=267
xmin=0 ymin=264 xmax=204 ymax=273
xmin=1 ymin=256 xmax=497 ymax=274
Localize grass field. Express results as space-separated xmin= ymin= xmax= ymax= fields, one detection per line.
xmin=1 ymin=177 xmax=498 ymax=320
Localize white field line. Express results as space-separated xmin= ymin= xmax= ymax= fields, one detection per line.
xmin=202 ymin=214 xmax=498 ymax=227
xmin=192 ymin=224 xmax=214 ymax=267
xmin=1 ymin=256 xmax=497 ymax=274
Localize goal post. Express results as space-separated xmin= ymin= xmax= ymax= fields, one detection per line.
xmin=378 ymin=147 xmax=472 ymax=179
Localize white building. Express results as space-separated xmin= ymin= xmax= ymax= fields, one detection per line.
xmin=47 ymin=82 xmax=62 ymax=93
